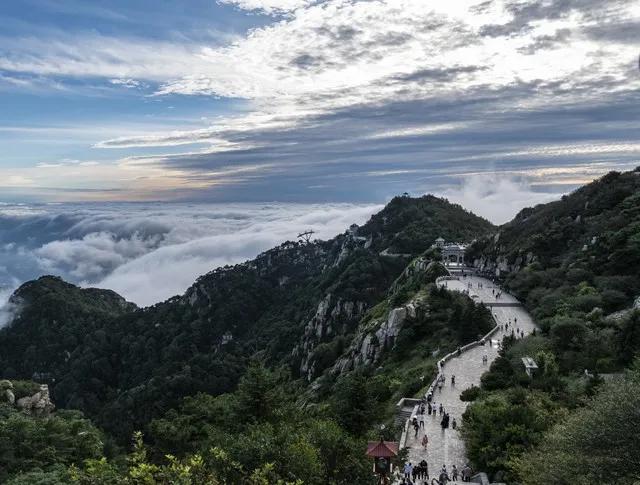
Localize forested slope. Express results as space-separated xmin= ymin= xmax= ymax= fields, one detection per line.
xmin=0 ymin=195 xmax=494 ymax=447
xmin=462 ymin=167 xmax=640 ymax=483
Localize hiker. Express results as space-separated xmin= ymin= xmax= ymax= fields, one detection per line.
xmin=422 ymin=433 xmax=429 ymax=449
xmin=451 ymin=465 xmax=459 ymax=481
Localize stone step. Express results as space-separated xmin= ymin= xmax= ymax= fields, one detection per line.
xmin=394 ymin=407 xmax=414 ymax=427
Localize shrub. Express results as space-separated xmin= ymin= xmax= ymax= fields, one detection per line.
xmin=460 ymin=386 xmax=481 ymax=402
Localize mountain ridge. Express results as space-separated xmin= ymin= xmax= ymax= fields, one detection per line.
xmin=0 ymin=193 xmax=495 ymax=439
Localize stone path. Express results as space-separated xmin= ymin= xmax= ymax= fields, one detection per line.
xmin=399 ymin=274 xmax=537 ymax=481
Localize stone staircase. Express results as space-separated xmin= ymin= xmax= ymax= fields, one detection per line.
xmin=394 ymin=398 xmax=420 ymax=427
xmin=395 ymin=406 xmax=413 ymax=427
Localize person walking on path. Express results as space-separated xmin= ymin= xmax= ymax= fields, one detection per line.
xmin=451 ymin=465 xmax=459 ymax=482
xmin=451 ymin=375 xmax=455 ymax=386
xmin=439 ymin=403 xmax=443 ymax=415
xmin=422 ymin=433 xmax=429 ymax=449
xmin=461 ymin=465 xmax=472 ymax=482
xmin=419 ymin=413 xmax=425 ymax=429
xmin=452 ymin=418 xmax=457 ymax=430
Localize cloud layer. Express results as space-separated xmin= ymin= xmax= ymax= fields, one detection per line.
xmin=0 ymin=202 xmax=381 ymax=306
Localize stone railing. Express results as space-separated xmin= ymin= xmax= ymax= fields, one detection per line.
xmin=435 ymin=275 xmax=459 ymax=285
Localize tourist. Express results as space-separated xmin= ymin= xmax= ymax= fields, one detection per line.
xmin=404 ymin=462 xmax=413 ymax=480
xmin=422 ymin=433 xmax=428 ymax=449
xmin=428 ymin=402 xmax=432 ymax=415
xmin=439 ymin=467 xmax=450 ymax=484
xmin=452 ymin=418 xmax=457 ymax=430
xmin=451 ymin=465 xmax=459 ymax=481
xmin=414 ymin=420 xmax=420 ymax=438
xmin=419 ymin=413 xmax=425 ymax=429
xmin=461 ymin=464 xmax=472 ymax=482
xmin=439 ymin=403 xmax=443 ymax=415
xmin=419 ymin=459 xmax=429 ymax=480
xmin=451 ymin=375 xmax=455 ymax=386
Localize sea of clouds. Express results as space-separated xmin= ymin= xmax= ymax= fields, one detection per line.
xmin=0 ymin=177 xmax=562 ymax=327
xmin=0 ymin=202 xmax=382 ymax=310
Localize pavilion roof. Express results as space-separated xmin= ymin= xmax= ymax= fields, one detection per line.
xmin=366 ymin=440 xmax=399 ymax=458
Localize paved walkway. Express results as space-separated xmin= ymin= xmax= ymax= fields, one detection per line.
xmin=399 ymin=274 xmax=536 ymax=481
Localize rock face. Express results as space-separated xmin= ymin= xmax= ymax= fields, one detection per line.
xmin=471 ymin=250 xmax=536 ymax=276
xmin=16 ymin=384 xmax=55 ymax=416
xmin=0 ymin=380 xmax=15 ymax=405
xmin=332 ymin=294 xmax=427 ymax=374
xmin=295 ymin=293 xmax=368 ymax=380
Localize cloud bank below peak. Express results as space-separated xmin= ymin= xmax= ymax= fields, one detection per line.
xmin=0 ymin=202 xmax=381 ymax=306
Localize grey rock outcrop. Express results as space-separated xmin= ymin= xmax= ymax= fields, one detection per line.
xmin=16 ymin=384 xmax=55 ymax=416
xmin=0 ymin=380 xmax=15 ymax=405
xmin=332 ymin=295 xmax=427 ymax=374
xmin=294 ymin=293 xmax=368 ymax=380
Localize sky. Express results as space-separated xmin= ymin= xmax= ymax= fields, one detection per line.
xmin=1 ymin=0 xmax=639 ymax=204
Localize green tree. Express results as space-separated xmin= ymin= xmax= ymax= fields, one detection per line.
xmin=515 ymin=365 xmax=640 ymax=484
xmin=331 ymin=371 xmax=378 ymax=435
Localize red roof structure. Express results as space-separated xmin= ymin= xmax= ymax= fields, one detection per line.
xmin=366 ymin=440 xmax=399 ymax=458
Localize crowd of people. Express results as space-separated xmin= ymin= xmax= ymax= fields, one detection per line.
xmin=401 ymin=462 xmax=474 ymax=484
